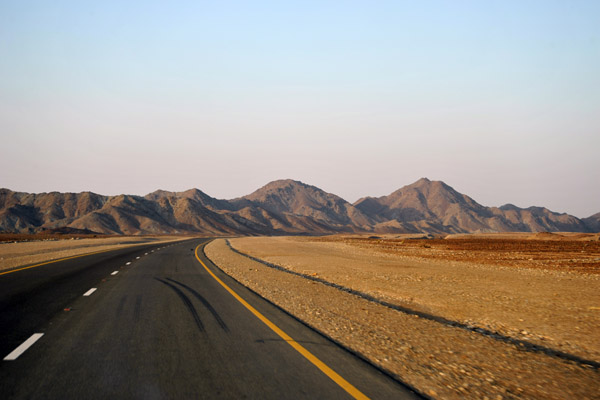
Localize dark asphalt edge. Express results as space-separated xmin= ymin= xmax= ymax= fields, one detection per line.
xmin=199 ymin=241 xmax=429 ymax=400
xmin=224 ymin=240 xmax=600 ymax=371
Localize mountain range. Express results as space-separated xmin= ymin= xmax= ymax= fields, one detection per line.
xmin=1 ymin=178 xmax=598 ymax=235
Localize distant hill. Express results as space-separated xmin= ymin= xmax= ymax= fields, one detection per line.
xmin=354 ymin=178 xmax=590 ymax=234
xmin=0 ymin=179 xmax=597 ymax=235
xmin=583 ymin=212 xmax=600 ymax=232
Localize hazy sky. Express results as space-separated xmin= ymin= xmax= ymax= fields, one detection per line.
xmin=1 ymin=1 xmax=598 ymax=217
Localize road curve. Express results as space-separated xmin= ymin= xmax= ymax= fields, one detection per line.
xmin=0 ymin=239 xmax=422 ymax=399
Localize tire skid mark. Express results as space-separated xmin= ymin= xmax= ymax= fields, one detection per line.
xmin=155 ymin=278 xmax=204 ymax=332
xmin=166 ymin=278 xmax=229 ymax=332
xmin=116 ymin=295 xmax=128 ymax=317
xmin=134 ymin=295 xmax=142 ymax=321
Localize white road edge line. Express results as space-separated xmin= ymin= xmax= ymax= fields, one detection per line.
xmin=83 ymin=288 xmax=97 ymax=297
xmin=4 ymin=333 xmax=44 ymax=361
xmin=111 ymin=271 xmax=119 ymax=276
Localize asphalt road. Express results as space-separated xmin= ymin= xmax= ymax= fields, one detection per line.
xmin=0 ymin=239 xmax=421 ymax=399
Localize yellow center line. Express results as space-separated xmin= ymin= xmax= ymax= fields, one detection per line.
xmin=195 ymin=241 xmax=370 ymax=400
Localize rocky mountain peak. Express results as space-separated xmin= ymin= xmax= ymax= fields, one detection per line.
xmin=0 ymin=180 xmax=595 ymax=235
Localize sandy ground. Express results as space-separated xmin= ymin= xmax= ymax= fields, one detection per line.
xmin=0 ymin=236 xmax=193 ymax=271
xmin=230 ymin=236 xmax=600 ymax=359
xmin=205 ymin=236 xmax=600 ymax=400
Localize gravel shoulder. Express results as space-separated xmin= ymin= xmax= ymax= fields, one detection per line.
xmin=0 ymin=236 xmax=193 ymax=271
xmin=205 ymin=237 xmax=600 ymax=400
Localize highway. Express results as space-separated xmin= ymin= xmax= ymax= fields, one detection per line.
xmin=0 ymin=239 xmax=421 ymax=399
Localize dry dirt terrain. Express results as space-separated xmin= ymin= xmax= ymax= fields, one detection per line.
xmin=205 ymin=234 xmax=600 ymax=400
xmin=0 ymin=235 xmax=192 ymax=271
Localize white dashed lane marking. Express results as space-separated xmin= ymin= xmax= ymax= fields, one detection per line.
xmin=83 ymin=288 xmax=97 ymax=297
xmin=4 ymin=333 xmax=44 ymax=361
xmin=126 ymin=262 xmax=132 ymax=266
xmin=111 ymin=271 xmax=119 ymax=276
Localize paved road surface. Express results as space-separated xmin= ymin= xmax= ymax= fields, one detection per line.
xmin=0 ymin=239 xmax=421 ymax=399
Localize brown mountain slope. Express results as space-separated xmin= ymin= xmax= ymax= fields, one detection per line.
xmin=491 ymin=204 xmax=589 ymax=233
xmin=70 ymin=193 xmax=264 ymax=235
xmin=355 ymin=178 xmax=496 ymax=233
xmin=354 ymin=178 xmax=590 ymax=234
xmin=0 ymin=179 xmax=594 ymax=235
xmin=232 ymin=179 xmax=373 ymax=231
xmin=145 ymin=189 xmax=234 ymax=211
xmin=144 ymin=192 xmax=276 ymax=235
xmin=583 ymin=212 xmax=600 ymax=232
xmin=0 ymin=189 xmax=107 ymax=233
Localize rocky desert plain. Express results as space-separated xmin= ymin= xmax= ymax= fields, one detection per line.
xmin=2 ymin=178 xmax=599 ymax=399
